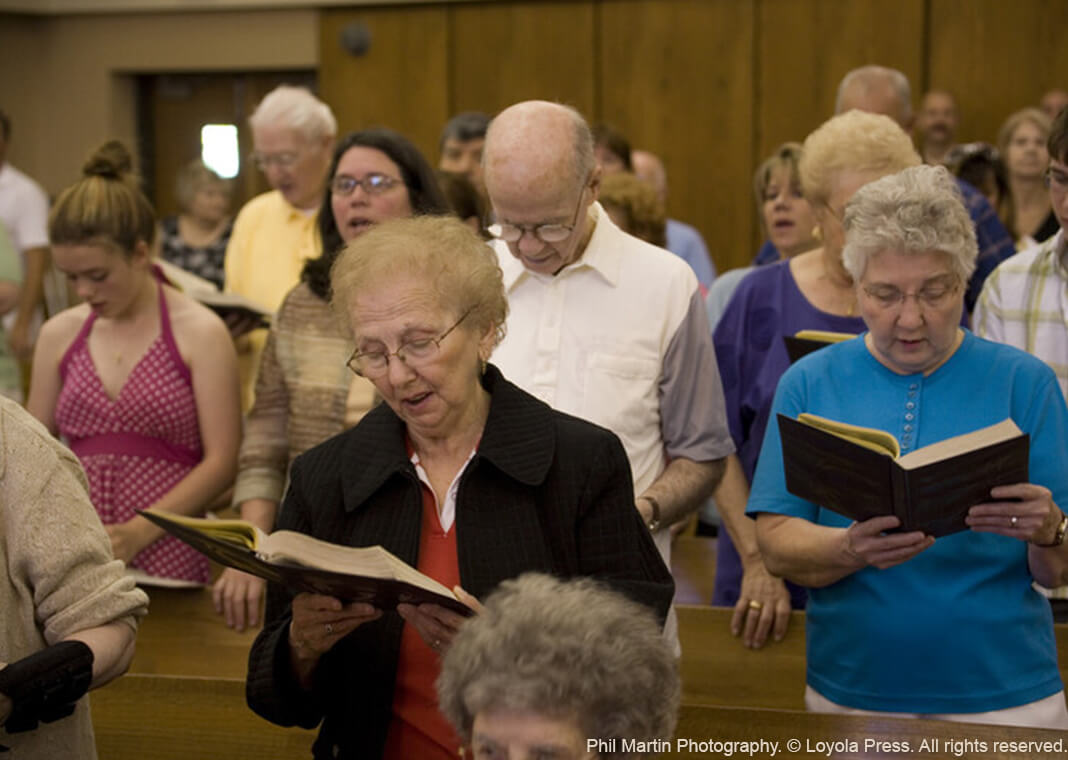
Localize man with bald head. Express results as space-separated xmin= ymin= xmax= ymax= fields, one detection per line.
xmin=756 ymin=65 xmax=1013 ymax=314
xmin=632 ymin=149 xmax=715 ymax=288
xmin=483 ymin=101 xmax=734 ymax=648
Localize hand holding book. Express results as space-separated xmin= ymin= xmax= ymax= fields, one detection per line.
xmin=777 ymin=413 xmax=1029 ymax=537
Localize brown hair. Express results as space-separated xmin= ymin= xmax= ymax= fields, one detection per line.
xmin=1049 ymin=105 xmax=1068 ymax=165
xmin=599 ymin=172 xmax=667 ymax=247
xmin=753 ymin=142 xmax=803 ymax=233
xmin=997 ymin=107 xmax=1052 ymax=159
xmin=49 ymin=140 xmax=156 ymax=254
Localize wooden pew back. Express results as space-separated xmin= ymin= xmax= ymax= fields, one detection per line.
xmin=91 ymin=674 xmax=315 ymax=759
xmin=677 ymin=604 xmax=1068 ymax=710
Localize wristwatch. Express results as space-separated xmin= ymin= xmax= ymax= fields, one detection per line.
xmin=641 ymin=495 xmax=661 ymax=532
xmin=1035 ymin=513 xmax=1068 ymax=548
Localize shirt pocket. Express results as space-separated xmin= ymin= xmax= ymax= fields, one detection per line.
xmin=582 ymin=352 xmax=661 ymax=441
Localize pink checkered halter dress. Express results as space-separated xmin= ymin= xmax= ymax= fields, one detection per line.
xmin=55 ymin=280 xmax=209 ymax=582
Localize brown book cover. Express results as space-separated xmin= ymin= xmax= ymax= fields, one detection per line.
xmin=776 ymin=414 xmax=1029 ymax=537
xmin=139 ymin=510 xmax=474 ymax=616
xmin=783 ymin=331 xmax=856 ymax=363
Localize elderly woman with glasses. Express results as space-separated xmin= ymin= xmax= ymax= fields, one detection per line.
xmin=213 ymin=129 xmax=451 ymax=630
xmin=748 ymin=164 xmax=1068 ymax=729
xmin=245 ymin=215 xmax=673 ymax=760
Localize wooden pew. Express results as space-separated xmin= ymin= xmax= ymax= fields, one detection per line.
xmin=677 ymin=604 xmax=1068 ymax=710
xmin=677 ymin=604 xmax=806 ymax=709
xmin=91 ymin=673 xmax=315 ymax=759
xmin=664 ymin=703 xmax=1068 ymax=759
xmin=130 ymin=585 xmax=258 ymax=678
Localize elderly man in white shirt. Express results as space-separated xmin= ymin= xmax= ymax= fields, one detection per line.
xmin=482 ymin=100 xmax=733 ymax=649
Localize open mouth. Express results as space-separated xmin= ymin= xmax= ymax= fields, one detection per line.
xmin=403 ymin=391 xmax=433 ymax=409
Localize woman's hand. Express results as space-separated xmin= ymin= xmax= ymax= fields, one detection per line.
xmin=966 ymin=483 xmax=1063 ymax=544
xmin=397 ymin=586 xmax=483 ymax=655
xmin=732 ymin=563 xmax=791 ymax=649
xmin=843 ymin=515 xmax=934 ymax=570
xmin=212 ymin=568 xmax=267 ymax=631
xmin=288 ymin=593 xmax=382 ymax=664
xmin=105 ymin=519 xmax=156 ymax=564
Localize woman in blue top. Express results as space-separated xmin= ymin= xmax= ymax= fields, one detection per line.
xmin=749 ymin=164 xmax=1068 ymax=728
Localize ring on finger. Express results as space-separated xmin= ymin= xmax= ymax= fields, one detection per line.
xmin=748 ymin=600 xmax=764 ymax=612
xmin=325 ymin=623 xmax=334 ymax=635
xmin=1010 ymin=515 xmax=1018 ymax=527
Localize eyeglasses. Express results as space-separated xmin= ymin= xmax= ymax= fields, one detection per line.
xmin=250 ymin=151 xmax=301 ymax=171
xmin=347 ymin=308 xmax=473 ymax=377
xmin=487 ymin=180 xmax=590 ymax=244
xmin=1044 ymin=166 xmax=1068 ymax=191
xmin=331 ymin=173 xmax=402 ymax=197
xmin=862 ymin=277 xmax=960 ymax=310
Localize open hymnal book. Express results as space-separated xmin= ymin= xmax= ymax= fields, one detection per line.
xmin=139 ymin=509 xmax=473 ymax=616
xmin=782 ymin=330 xmax=856 ymax=363
xmin=776 ymin=414 xmax=1029 ymax=537
xmin=154 ymin=259 xmax=272 ymax=329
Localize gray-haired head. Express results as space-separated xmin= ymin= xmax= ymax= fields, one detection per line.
xmin=835 ymin=65 xmax=913 ymax=128
xmin=437 ymin=573 xmax=679 ymax=758
xmin=248 ymin=85 xmax=337 ymax=141
xmin=842 ymin=164 xmax=977 ymax=285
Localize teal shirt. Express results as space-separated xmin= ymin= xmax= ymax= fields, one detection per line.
xmin=749 ymin=331 xmax=1067 ymax=712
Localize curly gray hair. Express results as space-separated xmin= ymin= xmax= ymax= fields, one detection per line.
xmin=437 ymin=573 xmax=679 ymax=759
xmin=841 ymin=164 xmax=977 ymax=284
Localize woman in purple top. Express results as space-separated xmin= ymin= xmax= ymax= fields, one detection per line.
xmin=711 ymin=111 xmax=921 ymax=647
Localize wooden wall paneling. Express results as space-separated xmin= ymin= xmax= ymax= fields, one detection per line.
xmin=151 ymin=75 xmax=241 ymax=218
xmin=755 ymin=0 xmax=924 ymax=264
xmin=928 ymin=0 xmax=1068 ymax=147
xmin=449 ymin=1 xmax=597 ymax=120
xmin=149 ymin=72 xmax=313 ymax=219
xmin=599 ymin=0 xmax=755 ymax=274
xmin=757 ymin=0 xmax=926 ymax=159
xmin=319 ymin=5 xmax=450 ymax=164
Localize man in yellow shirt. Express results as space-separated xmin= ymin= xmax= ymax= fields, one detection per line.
xmin=224 ymin=85 xmax=336 ymax=410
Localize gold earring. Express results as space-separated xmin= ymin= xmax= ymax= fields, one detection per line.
xmin=812 ymin=225 xmax=823 ymax=242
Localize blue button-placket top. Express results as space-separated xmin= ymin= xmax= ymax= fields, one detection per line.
xmin=900 ymin=381 xmax=920 ymax=452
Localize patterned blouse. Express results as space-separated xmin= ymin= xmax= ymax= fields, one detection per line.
xmin=159 ymin=215 xmax=233 ymax=290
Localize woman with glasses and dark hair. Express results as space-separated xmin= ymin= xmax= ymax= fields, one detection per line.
xmin=246 ymin=215 xmax=673 ymax=760
xmin=213 ymin=129 xmax=450 ymax=630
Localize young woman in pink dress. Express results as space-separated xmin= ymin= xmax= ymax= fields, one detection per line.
xmin=27 ymin=141 xmax=241 ymax=584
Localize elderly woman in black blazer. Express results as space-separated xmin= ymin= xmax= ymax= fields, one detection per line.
xmin=246 ymin=215 xmax=673 ymax=760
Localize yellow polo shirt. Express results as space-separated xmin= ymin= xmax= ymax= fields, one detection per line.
xmin=224 ymin=190 xmax=320 ymax=411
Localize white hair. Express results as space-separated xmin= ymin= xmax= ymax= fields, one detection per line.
xmin=842 ymin=164 xmax=977 ymax=284
xmin=249 ymin=85 xmax=337 ymax=141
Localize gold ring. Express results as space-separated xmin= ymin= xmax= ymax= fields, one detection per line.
xmin=748 ymin=600 xmax=764 ymax=611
